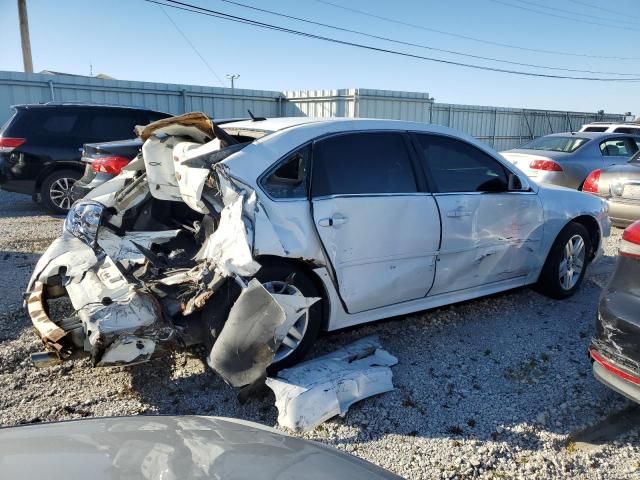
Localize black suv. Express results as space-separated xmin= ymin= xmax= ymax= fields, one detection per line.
xmin=0 ymin=103 xmax=170 ymax=213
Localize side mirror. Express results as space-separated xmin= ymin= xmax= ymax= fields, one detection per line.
xmin=508 ymin=173 xmax=524 ymax=191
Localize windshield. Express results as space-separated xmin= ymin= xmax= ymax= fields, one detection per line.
xmin=520 ymin=136 xmax=589 ymax=153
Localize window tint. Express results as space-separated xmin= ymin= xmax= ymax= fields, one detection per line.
xmin=583 ymin=127 xmax=607 ymax=132
xmin=600 ymin=138 xmax=636 ymax=156
xmin=312 ymin=132 xmax=417 ymax=197
xmin=89 ymin=113 xmax=139 ymax=140
xmin=40 ymin=113 xmax=80 ymax=135
xmin=262 ymin=145 xmax=310 ymax=198
xmin=415 ymin=134 xmax=508 ymax=193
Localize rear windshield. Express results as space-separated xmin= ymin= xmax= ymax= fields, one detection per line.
xmin=520 ymin=136 xmax=589 ymax=153
xmin=630 ymin=151 xmax=640 ymax=164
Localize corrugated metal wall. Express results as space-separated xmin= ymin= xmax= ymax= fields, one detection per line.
xmin=0 ymin=71 xmax=284 ymax=124
xmin=285 ymin=88 xmax=624 ymax=150
xmin=0 ymin=72 xmax=625 ymax=150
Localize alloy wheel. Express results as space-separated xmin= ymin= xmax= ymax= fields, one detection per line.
xmin=49 ymin=177 xmax=76 ymax=211
xmin=558 ymin=234 xmax=585 ymax=291
xmin=262 ymin=280 xmax=309 ymax=363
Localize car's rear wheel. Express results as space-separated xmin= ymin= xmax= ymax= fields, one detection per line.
xmin=41 ymin=169 xmax=81 ymax=214
xmin=203 ymin=262 xmax=323 ymax=371
xmin=536 ymin=222 xmax=591 ymax=299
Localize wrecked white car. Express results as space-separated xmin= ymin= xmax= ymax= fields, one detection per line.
xmin=26 ymin=113 xmax=610 ymax=387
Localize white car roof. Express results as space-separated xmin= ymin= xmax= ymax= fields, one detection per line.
xmin=221 ymin=117 xmax=505 ymax=185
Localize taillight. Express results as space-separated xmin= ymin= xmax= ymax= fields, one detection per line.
xmin=0 ymin=137 xmax=26 ymax=153
xmin=582 ymin=169 xmax=601 ymax=193
xmin=620 ymin=220 xmax=640 ymax=259
xmin=529 ymin=159 xmax=563 ymax=171
xmin=91 ymin=156 xmax=130 ymax=175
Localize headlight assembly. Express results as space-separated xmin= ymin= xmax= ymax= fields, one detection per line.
xmin=64 ymin=201 xmax=104 ymax=247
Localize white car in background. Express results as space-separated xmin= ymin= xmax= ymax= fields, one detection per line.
xmin=26 ymin=115 xmax=610 ymax=386
xmin=580 ymin=121 xmax=640 ymax=135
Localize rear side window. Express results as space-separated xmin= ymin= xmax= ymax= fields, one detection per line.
xmin=261 ymin=145 xmax=310 ymax=199
xmin=600 ymin=138 xmax=637 ymax=156
xmin=89 ymin=112 xmax=139 ymax=140
xmin=582 ymin=127 xmax=608 ymax=132
xmin=41 ymin=114 xmax=78 ymax=134
xmin=613 ymin=127 xmax=640 ymax=135
xmin=415 ymin=134 xmax=508 ymax=193
xmin=311 ymin=132 xmax=417 ymax=197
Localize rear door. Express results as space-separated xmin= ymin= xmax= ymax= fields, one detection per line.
xmin=600 ymin=137 xmax=638 ymax=166
xmin=413 ymin=133 xmax=544 ymax=295
xmin=311 ymin=131 xmax=440 ymax=314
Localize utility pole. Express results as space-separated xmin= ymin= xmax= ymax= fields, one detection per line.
xmin=17 ymin=0 xmax=34 ymax=73
xmin=226 ymin=74 xmax=240 ymax=90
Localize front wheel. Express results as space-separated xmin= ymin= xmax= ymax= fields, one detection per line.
xmin=536 ymin=222 xmax=591 ymax=299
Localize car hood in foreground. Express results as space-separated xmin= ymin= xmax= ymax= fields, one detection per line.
xmin=0 ymin=416 xmax=400 ymax=480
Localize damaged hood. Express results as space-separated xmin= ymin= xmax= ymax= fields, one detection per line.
xmin=0 ymin=416 xmax=401 ymax=480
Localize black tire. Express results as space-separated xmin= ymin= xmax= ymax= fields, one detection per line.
xmin=40 ymin=169 xmax=81 ymax=214
xmin=202 ymin=261 xmax=323 ymax=371
xmin=536 ymin=222 xmax=591 ymax=299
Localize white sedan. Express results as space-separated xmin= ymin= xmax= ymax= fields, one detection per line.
xmin=26 ymin=115 xmax=610 ymax=385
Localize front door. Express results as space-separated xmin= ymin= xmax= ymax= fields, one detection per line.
xmin=412 ymin=133 xmax=544 ymax=296
xmin=311 ymin=131 xmax=440 ymax=314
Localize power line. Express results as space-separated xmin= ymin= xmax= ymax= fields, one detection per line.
xmin=213 ymin=0 xmax=639 ymax=76
xmin=489 ymin=0 xmax=640 ymax=32
xmin=158 ymin=5 xmax=226 ymax=86
xmin=567 ymin=0 xmax=640 ymax=20
xmin=314 ymin=0 xmax=640 ymax=61
xmin=144 ymin=0 xmax=640 ymax=82
xmin=508 ymin=0 xmax=638 ymax=26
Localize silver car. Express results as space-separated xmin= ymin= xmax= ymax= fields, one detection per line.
xmin=25 ymin=115 xmax=610 ymax=385
xmin=501 ymin=132 xmax=640 ymax=190
xmin=582 ymin=151 xmax=640 ymax=227
xmin=0 ymin=416 xmax=401 ymax=479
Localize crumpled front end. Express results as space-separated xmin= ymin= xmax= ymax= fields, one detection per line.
xmin=25 ymin=113 xmax=318 ymax=385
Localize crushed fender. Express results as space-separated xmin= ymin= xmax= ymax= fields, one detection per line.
xmin=208 ymin=279 xmax=319 ymax=388
xmin=266 ymin=336 xmax=398 ymax=432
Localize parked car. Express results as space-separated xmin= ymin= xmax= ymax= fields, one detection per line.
xmin=25 ymin=115 xmax=609 ymax=385
xmin=580 ymin=121 xmax=640 ymax=135
xmin=0 ymin=103 xmax=170 ymax=213
xmin=0 ymin=415 xmax=400 ymax=479
xmin=500 ymin=132 xmax=640 ymax=190
xmin=71 ymin=138 xmax=143 ymax=202
xmin=590 ymin=220 xmax=640 ymax=404
xmin=581 ymin=151 xmax=640 ymax=227
xmin=71 ymin=119 xmax=246 ymax=202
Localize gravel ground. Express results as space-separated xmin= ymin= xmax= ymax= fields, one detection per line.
xmin=1 ymin=189 xmax=639 ymax=479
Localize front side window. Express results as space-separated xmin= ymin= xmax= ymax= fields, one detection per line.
xmin=600 ymin=138 xmax=636 ymax=156
xmin=520 ymin=136 xmax=589 ymax=153
xmin=415 ymin=134 xmax=508 ymax=193
xmin=261 ymin=145 xmax=310 ymax=199
xmin=311 ymin=132 xmax=417 ymax=197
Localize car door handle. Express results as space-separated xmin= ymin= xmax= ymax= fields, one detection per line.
xmin=318 ymin=215 xmax=348 ymax=227
xmin=446 ymin=209 xmax=471 ymax=218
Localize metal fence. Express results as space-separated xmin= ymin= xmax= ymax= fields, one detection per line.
xmin=0 ymin=72 xmax=625 ymax=150
xmin=284 ymin=88 xmax=624 ymax=150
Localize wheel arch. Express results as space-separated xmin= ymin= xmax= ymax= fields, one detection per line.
xmin=570 ymin=214 xmax=600 ymax=260
xmin=35 ymin=162 xmax=84 ymax=190
xmin=254 ymin=254 xmax=331 ymax=330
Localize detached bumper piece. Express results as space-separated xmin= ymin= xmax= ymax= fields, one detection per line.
xmin=590 ymin=346 xmax=640 ymax=404
xmin=27 ymin=281 xmax=67 ymax=365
